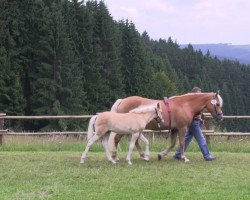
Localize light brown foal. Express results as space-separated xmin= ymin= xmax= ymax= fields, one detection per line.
xmin=80 ymin=103 xmax=163 ymax=165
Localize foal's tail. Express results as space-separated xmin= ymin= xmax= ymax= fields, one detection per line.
xmin=87 ymin=115 xmax=98 ymax=141
xmin=110 ymin=99 xmax=122 ymax=112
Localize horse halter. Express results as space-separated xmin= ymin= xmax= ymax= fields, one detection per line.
xmin=210 ymin=95 xmax=223 ymax=121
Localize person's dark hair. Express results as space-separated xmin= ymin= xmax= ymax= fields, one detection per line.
xmin=191 ymin=87 xmax=202 ymax=93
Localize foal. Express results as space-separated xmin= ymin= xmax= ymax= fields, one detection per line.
xmin=80 ymin=103 xmax=163 ymax=165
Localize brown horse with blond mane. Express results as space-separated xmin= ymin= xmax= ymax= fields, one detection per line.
xmin=108 ymin=92 xmax=223 ymax=162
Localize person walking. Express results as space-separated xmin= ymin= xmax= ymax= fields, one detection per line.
xmin=173 ymin=87 xmax=215 ymax=161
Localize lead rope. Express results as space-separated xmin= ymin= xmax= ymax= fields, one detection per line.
xmin=164 ymin=97 xmax=172 ymax=137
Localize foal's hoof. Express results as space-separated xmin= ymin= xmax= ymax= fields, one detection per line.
xmin=158 ymin=154 xmax=162 ymax=160
xmin=127 ymin=161 xmax=132 ymax=165
xmin=115 ymin=157 xmax=119 ymax=161
xmin=143 ymin=156 xmax=149 ymax=161
xmin=80 ymin=160 xmax=84 ymax=164
xmin=110 ymin=160 xmax=117 ymax=165
xmin=112 ymin=155 xmax=119 ymax=161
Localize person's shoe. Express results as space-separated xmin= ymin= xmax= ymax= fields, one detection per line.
xmin=204 ymin=155 xmax=215 ymax=161
xmin=173 ymin=154 xmax=182 ymax=160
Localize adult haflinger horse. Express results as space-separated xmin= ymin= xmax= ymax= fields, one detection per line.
xmin=108 ymin=92 xmax=223 ymax=162
xmin=80 ymin=102 xmax=163 ymax=165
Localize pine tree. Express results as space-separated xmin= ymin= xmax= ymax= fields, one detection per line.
xmin=0 ymin=0 xmax=24 ymax=116
xmin=149 ymin=71 xmax=178 ymax=99
xmin=118 ymin=20 xmax=153 ymax=96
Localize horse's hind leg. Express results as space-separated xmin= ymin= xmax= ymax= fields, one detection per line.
xmin=138 ymin=134 xmax=149 ymax=161
xmin=102 ymin=132 xmax=116 ymax=164
xmin=178 ymin=129 xmax=189 ymax=163
xmin=126 ymin=132 xmax=140 ymax=165
xmin=158 ymin=131 xmax=178 ymax=160
xmin=80 ymin=134 xmax=100 ymax=164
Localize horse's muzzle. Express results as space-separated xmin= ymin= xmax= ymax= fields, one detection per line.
xmin=216 ymin=112 xmax=223 ymax=122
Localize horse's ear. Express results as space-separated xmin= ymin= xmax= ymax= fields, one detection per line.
xmin=216 ymin=90 xmax=220 ymax=96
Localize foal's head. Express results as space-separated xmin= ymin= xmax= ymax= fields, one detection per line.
xmin=206 ymin=91 xmax=223 ymax=121
xmin=154 ymin=103 xmax=164 ymax=126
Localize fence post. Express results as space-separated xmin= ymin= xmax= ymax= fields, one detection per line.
xmin=0 ymin=113 xmax=6 ymax=145
xmin=203 ymin=117 xmax=212 ymax=144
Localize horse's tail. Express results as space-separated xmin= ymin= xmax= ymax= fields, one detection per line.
xmin=87 ymin=115 xmax=98 ymax=141
xmin=110 ymin=99 xmax=123 ymax=112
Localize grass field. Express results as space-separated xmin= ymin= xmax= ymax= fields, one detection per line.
xmin=0 ymin=136 xmax=250 ymax=200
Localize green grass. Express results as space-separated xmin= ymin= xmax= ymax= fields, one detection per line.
xmin=0 ymin=151 xmax=249 ymax=200
xmin=0 ymin=135 xmax=250 ymax=200
xmin=1 ymin=135 xmax=250 ymax=153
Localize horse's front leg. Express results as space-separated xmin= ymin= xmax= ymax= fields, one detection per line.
xmin=126 ymin=132 xmax=141 ymax=165
xmin=178 ymin=127 xmax=190 ymax=163
xmin=158 ymin=130 xmax=178 ymax=160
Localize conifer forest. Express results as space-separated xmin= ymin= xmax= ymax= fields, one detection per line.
xmin=0 ymin=0 xmax=249 ymax=132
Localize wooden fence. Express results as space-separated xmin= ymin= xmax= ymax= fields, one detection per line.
xmin=0 ymin=113 xmax=250 ymax=145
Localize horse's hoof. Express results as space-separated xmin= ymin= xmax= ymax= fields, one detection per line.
xmin=184 ymin=158 xmax=190 ymax=163
xmin=140 ymin=152 xmax=145 ymax=158
xmin=158 ymin=154 xmax=162 ymax=160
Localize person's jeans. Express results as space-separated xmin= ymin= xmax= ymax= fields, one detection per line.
xmin=174 ymin=120 xmax=211 ymax=159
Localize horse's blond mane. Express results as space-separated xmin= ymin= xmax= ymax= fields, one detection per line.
xmin=169 ymin=93 xmax=223 ymax=107
xmin=129 ymin=103 xmax=158 ymax=114
xmin=217 ymin=94 xmax=223 ymax=107
xmin=169 ymin=93 xmax=199 ymax=99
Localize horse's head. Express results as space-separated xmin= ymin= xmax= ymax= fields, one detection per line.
xmin=206 ymin=91 xmax=223 ymax=122
xmin=155 ymin=102 xmax=164 ymax=126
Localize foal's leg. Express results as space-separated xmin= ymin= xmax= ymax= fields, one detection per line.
xmin=126 ymin=132 xmax=140 ymax=165
xmin=158 ymin=131 xmax=178 ymax=160
xmin=102 ymin=132 xmax=116 ymax=164
xmin=108 ymin=132 xmax=123 ymax=161
xmin=138 ymin=134 xmax=150 ymax=161
xmin=80 ymin=134 xmax=100 ymax=164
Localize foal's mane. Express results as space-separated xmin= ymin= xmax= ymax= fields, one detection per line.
xmin=129 ymin=103 xmax=158 ymax=114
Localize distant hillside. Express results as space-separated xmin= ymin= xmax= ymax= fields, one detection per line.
xmin=180 ymin=44 xmax=250 ymax=65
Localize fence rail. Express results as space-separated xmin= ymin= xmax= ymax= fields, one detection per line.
xmin=0 ymin=113 xmax=250 ymax=145
xmin=3 ymin=115 xmax=94 ymax=120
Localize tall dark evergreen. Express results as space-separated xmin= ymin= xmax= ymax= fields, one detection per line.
xmin=119 ymin=20 xmax=153 ymax=96
xmin=0 ymin=0 xmax=24 ymax=116
xmin=149 ymin=71 xmax=178 ymax=99
xmin=84 ymin=1 xmax=124 ymax=111
xmin=0 ymin=0 xmax=249 ymax=132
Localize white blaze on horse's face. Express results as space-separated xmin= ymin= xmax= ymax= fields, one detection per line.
xmin=209 ymin=93 xmax=223 ymax=121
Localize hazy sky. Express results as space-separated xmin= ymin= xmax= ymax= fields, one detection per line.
xmin=104 ymin=0 xmax=250 ymax=45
